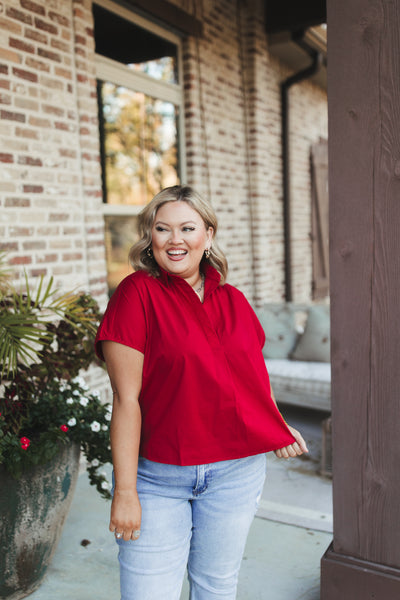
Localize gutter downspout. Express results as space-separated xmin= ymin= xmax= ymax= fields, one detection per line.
xmin=281 ymin=41 xmax=323 ymax=302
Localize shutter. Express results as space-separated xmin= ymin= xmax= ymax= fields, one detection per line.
xmin=310 ymin=139 xmax=329 ymax=299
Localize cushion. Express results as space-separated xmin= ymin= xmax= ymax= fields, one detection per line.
xmin=291 ymin=305 xmax=330 ymax=362
xmin=255 ymin=304 xmax=298 ymax=359
xmin=265 ymin=358 xmax=331 ymax=410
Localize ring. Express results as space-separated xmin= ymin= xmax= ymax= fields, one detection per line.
xmin=133 ymin=530 xmax=141 ymax=538
xmin=115 ymin=532 xmax=123 ymax=539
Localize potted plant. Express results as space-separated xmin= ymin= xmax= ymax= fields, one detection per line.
xmin=0 ymin=255 xmax=112 ymax=599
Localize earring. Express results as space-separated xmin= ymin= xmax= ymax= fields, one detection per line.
xmin=204 ymin=248 xmax=211 ymax=259
xmin=146 ymin=247 xmax=153 ymax=258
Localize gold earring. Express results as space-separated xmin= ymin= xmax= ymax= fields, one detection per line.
xmin=146 ymin=247 xmax=153 ymax=258
xmin=205 ymin=248 xmax=211 ymax=259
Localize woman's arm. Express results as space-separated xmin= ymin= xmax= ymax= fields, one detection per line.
xmin=102 ymin=341 xmax=144 ymax=541
xmin=270 ymin=383 xmax=309 ymax=458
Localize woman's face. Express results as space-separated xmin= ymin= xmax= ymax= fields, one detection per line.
xmin=151 ymin=201 xmax=213 ymax=283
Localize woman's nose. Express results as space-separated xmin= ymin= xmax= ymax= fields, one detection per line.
xmin=169 ymin=229 xmax=183 ymax=244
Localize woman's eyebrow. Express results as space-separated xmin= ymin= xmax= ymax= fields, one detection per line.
xmin=154 ymin=220 xmax=197 ymax=226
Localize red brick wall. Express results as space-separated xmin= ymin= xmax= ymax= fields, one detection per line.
xmin=0 ymin=0 xmax=107 ymax=306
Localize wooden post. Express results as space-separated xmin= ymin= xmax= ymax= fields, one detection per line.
xmin=321 ymin=0 xmax=400 ymax=598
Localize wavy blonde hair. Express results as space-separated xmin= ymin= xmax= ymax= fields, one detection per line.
xmin=128 ymin=185 xmax=228 ymax=283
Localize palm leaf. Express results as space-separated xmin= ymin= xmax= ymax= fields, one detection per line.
xmin=0 ymin=259 xmax=101 ymax=381
xmin=0 ymin=312 xmax=50 ymax=378
xmin=0 ymin=253 xmax=12 ymax=296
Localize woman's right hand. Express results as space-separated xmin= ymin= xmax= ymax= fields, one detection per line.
xmin=109 ymin=489 xmax=142 ymax=542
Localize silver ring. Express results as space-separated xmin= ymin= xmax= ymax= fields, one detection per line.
xmin=133 ymin=529 xmax=141 ymax=538
xmin=115 ymin=532 xmax=123 ymax=539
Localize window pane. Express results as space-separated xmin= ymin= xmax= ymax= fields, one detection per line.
xmin=100 ymin=82 xmax=179 ymax=206
xmin=104 ymin=215 xmax=138 ymax=296
xmin=93 ymin=4 xmax=178 ymax=84
xmin=127 ymin=57 xmax=177 ymax=83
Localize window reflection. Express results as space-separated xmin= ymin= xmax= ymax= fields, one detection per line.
xmin=100 ymin=82 xmax=179 ymax=206
xmin=104 ymin=216 xmax=138 ymax=296
xmin=127 ymin=57 xmax=178 ymax=84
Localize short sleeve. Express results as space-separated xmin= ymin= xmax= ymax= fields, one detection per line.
xmin=248 ymin=301 xmax=266 ymax=349
xmin=95 ymin=275 xmax=147 ymax=361
xmin=225 ymin=284 xmax=266 ymax=349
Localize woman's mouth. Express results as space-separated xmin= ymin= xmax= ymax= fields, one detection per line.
xmin=167 ymin=249 xmax=187 ymax=261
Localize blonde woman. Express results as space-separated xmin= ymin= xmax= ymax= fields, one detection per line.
xmin=95 ymin=185 xmax=307 ymax=600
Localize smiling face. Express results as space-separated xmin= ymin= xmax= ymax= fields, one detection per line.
xmin=151 ymin=201 xmax=213 ymax=285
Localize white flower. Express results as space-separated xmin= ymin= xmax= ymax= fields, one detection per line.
xmin=59 ymin=380 xmax=70 ymax=392
xmin=73 ymin=376 xmax=86 ymax=387
xmin=90 ymin=421 xmax=101 ymax=432
xmin=102 ymin=425 xmax=108 ymax=431
xmin=79 ymin=397 xmax=89 ymax=407
xmin=105 ymin=412 xmax=111 ymax=421
xmin=101 ymin=481 xmax=111 ymax=490
xmin=92 ymin=390 xmax=101 ymax=399
xmin=106 ymin=404 xmax=112 ymax=413
xmin=66 ymin=397 xmax=74 ymax=405
xmin=91 ymin=459 xmax=100 ymax=467
xmin=67 ymin=417 xmax=76 ymax=427
xmin=73 ymin=390 xmax=80 ymax=396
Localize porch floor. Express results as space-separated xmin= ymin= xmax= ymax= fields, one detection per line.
xmin=28 ymin=408 xmax=332 ymax=600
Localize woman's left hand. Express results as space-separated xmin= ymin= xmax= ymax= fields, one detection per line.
xmin=274 ymin=425 xmax=309 ymax=459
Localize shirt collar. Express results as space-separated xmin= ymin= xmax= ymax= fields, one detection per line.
xmin=157 ymin=262 xmax=221 ymax=297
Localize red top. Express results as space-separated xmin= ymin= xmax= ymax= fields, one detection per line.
xmin=95 ymin=264 xmax=295 ymax=465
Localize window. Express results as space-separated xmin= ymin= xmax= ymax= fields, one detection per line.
xmin=98 ymin=83 xmax=179 ymax=206
xmin=93 ymin=0 xmax=185 ymax=294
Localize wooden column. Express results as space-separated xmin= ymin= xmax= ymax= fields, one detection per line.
xmin=321 ymin=0 xmax=400 ymax=598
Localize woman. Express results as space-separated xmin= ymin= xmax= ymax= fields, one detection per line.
xmin=95 ymin=185 xmax=308 ymax=600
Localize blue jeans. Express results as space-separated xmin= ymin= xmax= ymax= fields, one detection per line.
xmin=115 ymin=453 xmax=266 ymax=600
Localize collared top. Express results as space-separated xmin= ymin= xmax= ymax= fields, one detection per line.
xmin=95 ymin=264 xmax=295 ymax=466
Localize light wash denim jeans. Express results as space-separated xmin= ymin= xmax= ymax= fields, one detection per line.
xmin=114 ymin=453 xmax=266 ymax=600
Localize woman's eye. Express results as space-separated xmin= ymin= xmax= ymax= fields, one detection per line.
xmin=183 ymin=227 xmax=195 ymax=232
xmin=155 ymin=226 xmax=167 ymax=232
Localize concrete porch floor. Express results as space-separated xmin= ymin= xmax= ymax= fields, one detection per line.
xmin=27 ymin=407 xmax=332 ymax=600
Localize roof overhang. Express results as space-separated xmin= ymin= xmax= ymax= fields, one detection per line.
xmin=265 ymin=0 xmax=326 ymax=34
xmin=265 ymin=0 xmax=327 ymax=90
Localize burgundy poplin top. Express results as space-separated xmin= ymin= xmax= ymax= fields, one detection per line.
xmin=95 ymin=264 xmax=295 ymax=465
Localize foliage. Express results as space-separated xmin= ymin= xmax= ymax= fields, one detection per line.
xmin=0 ymin=377 xmax=112 ymax=499
xmin=0 ymin=255 xmax=112 ymax=499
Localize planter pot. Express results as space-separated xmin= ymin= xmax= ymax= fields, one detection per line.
xmin=0 ymin=443 xmax=80 ymax=600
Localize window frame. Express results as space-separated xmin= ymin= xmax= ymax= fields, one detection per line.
xmin=94 ymin=0 xmax=186 ymax=218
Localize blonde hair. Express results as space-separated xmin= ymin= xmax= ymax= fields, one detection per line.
xmin=129 ymin=185 xmax=228 ymax=283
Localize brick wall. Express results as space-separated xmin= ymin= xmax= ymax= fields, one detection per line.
xmin=183 ymin=0 xmax=256 ymax=297
xmin=0 ymin=0 xmax=107 ymax=306
xmin=0 ymin=0 xmax=327 ymax=304
xmin=181 ymin=0 xmax=327 ymax=302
